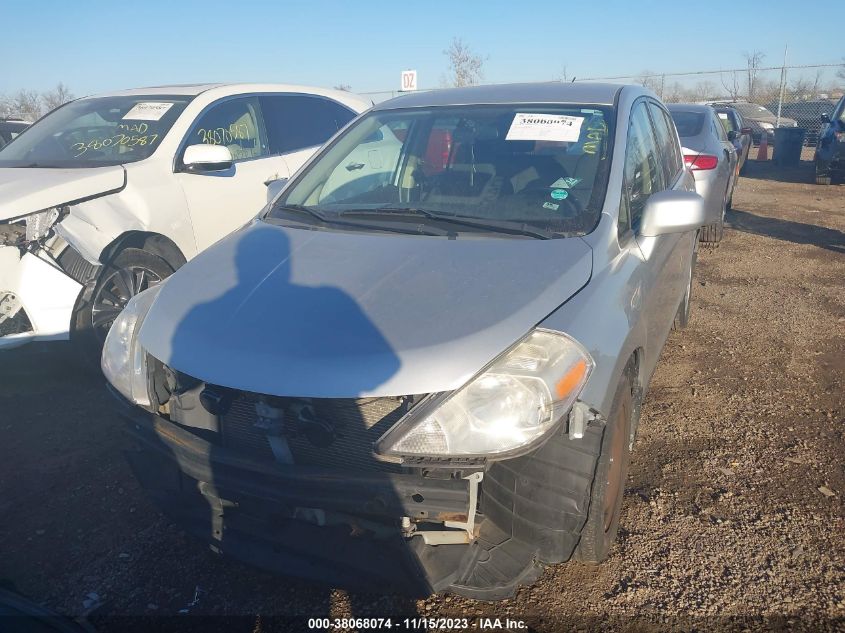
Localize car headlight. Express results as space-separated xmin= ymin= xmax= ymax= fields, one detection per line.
xmin=760 ymin=122 xmax=774 ymax=130
xmin=375 ymin=329 xmax=593 ymax=461
xmin=101 ymin=285 xmax=161 ymax=406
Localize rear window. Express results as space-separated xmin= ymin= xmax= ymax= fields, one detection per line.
xmin=669 ymin=111 xmax=705 ymax=137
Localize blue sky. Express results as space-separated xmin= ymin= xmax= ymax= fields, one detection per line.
xmin=1 ymin=0 xmax=841 ymax=98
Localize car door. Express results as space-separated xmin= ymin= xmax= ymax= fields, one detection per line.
xmin=258 ymin=94 xmax=359 ymax=182
xmin=624 ymin=100 xmax=681 ymax=380
xmin=175 ymin=95 xmax=289 ymax=252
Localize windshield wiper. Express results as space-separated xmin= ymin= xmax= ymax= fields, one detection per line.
xmin=269 ymin=204 xmax=451 ymax=236
xmin=341 ymin=207 xmax=554 ymax=240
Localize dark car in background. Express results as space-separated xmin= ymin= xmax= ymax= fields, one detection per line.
xmin=723 ymin=102 xmax=797 ymax=145
xmin=712 ymin=105 xmax=751 ymax=173
xmin=814 ymin=95 xmax=845 ymax=185
xmin=766 ymin=99 xmax=837 ymax=146
xmin=0 ymin=118 xmax=29 ymax=149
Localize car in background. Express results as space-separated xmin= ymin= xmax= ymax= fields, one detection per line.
xmin=712 ymin=105 xmax=751 ymax=174
xmin=0 ymin=83 xmax=369 ymax=359
xmin=668 ymin=104 xmax=737 ymax=244
xmin=105 ymin=82 xmax=712 ymax=600
xmin=722 ymin=102 xmax=797 ymax=145
xmin=0 ymin=118 xmax=29 ymax=149
xmin=814 ymin=94 xmax=845 ymax=185
xmin=765 ymin=99 xmax=837 ymax=146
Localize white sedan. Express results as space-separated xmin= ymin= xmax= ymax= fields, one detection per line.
xmin=0 ymin=83 xmax=369 ymax=359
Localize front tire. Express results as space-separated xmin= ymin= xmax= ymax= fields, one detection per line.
xmin=71 ymin=248 xmax=174 ymax=367
xmin=574 ymin=373 xmax=634 ymax=563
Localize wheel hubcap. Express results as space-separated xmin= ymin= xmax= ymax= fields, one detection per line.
xmin=91 ymin=266 xmax=161 ymax=342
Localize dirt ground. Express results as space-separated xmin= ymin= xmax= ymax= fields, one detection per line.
xmin=0 ymin=157 xmax=843 ymax=632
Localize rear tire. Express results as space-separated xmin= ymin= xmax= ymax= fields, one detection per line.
xmin=71 ymin=248 xmax=174 ymax=368
xmin=574 ymin=373 xmax=634 ymax=563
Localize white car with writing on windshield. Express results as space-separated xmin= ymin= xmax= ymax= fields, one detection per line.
xmin=0 ymin=83 xmax=369 ymax=361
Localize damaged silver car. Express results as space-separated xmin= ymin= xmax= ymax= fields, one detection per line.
xmin=106 ymin=83 xmax=711 ymax=599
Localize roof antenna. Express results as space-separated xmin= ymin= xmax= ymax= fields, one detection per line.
xmin=571 ymin=77 xmax=576 ymax=83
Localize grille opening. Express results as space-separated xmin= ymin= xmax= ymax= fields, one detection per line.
xmin=220 ymin=392 xmax=415 ymax=473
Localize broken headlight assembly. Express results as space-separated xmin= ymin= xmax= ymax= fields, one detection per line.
xmin=1 ymin=206 xmax=66 ymax=246
xmin=101 ymin=285 xmax=161 ymax=407
xmin=375 ymin=329 xmax=593 ymax=462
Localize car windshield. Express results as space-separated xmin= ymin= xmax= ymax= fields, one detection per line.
xmin=669 ymin=111 xmax=705 ymax=137
xmin=733 ymin=103 xmax=774 ymax=118
xmin=268 ymin=104 xmax=614 ymax=236
xmin=0 ymin=95 xmax=192 ymax=168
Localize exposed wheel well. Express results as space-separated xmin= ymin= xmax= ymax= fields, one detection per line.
xmin=99 ymin=232 xmax=187 ymax=271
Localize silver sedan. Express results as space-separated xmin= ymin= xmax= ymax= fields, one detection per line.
xmin=668 ymin=104 xmax=738 ymax=243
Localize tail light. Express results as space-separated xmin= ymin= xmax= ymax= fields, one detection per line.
xmin=684 ymin=153 xmax=718 ymax=171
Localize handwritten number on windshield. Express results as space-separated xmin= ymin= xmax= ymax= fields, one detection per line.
xmin=71 ymin=133 xmax=159 ymax=157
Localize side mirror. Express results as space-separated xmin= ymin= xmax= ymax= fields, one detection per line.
xmin=264 ymin=177 xmax=289 ymax=202
xmin=820 ymin=112 xmax=831 ymax=123
xmin=182 ymin=144 xmax=234 ymax=172
xmin=727 ymin=130 xmax=737 ymax=141
xmin=740 ymin=126 xmax=752 ymax=135
xmin=639 ymin=190 xmax=708 ymax=237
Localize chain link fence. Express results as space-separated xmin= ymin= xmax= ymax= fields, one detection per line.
xmin=578 ymin=64 xmax=844 ymax=147
xmin=361 ymin=63 xmax=844 ymax=147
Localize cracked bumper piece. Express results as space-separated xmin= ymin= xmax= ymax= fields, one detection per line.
xmin=118 ymin=395 xmax=604 ymax=599
xmin=0 ymin=247 xmax=82 ymax=349
xmin=120 ymin=402 xmax=477 ymax=596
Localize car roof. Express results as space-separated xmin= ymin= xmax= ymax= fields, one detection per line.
xmin=372 ymin=82 xmax=627 ymax=110
xmin=80 ymin=83 xmax=368 ymax=102
xmin=667 ymin=103 xmax=715 ymax=114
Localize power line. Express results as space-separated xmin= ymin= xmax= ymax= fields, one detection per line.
xmin=573 ymin=63 xmax=843 ymax=82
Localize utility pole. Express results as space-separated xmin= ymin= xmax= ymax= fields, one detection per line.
xmin=776 ymin=45 xmax=788 ymax=127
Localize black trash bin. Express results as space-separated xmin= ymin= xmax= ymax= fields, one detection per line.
xmin=772 ymin=127 xmax=807 ymax=166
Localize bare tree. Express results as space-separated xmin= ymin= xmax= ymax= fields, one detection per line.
xmin=442 ymin=37 xmax=485 ymax=88
xmin=743 ymin=50 xmax=765 ymax=101
xmin=9 ymin=90 xmax=41 ymax=121
xmin=634 ymin=70 xmax=659 ymax=92
xmin=720 ymin=71 xmax=742 ymax=101
xmin=559 ymin=64 xmax=568 ymax=82
xmin=41 ymin=82 xmax=74 ymax=112
xmin=333 ymin=84 xmax=351 ymax=92
xmin=837 ymin=58 xmax=845 ymax=82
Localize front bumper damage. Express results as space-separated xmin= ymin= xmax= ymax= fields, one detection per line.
xmin=0 ymin=245 xmax=83 ymax=348
xmin=117 ymin=385 xmax=605 ymax=598
xmin=120 ymin=399 xmax=482 ymax=596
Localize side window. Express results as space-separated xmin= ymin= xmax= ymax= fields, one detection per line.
xmin=188 ymin=97 xmax=268 ymax=162
xmin=260 ymin=95 xmax=357 ymax=155
xmin=624 ymin=101 xmax=664 ymax=231
xmin=712 ymin=113 xmax=728 ymax=142
xmin=647 ymin=101 xmax=682 ymax=186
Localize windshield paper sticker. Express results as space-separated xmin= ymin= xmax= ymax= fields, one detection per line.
xmin=550 ymin=189 xmax=569 ymax=200
xmin=718 ymin=112 xmax=729 ymax=119
xmin=549 ymin=177 xmax=581 ymax=189
xmin=506 ymin=113 xmax=584 ymax=143
xmin=543 ymin=202 xmax=560 ymax=211
xmin=123 ymin=102 xmax=174 ymax=121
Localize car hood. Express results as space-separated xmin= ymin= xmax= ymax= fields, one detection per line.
xmin=0 ymin=166 xmax=125 ymax=221
xmin=140 ymin=220 xmax=593 ymax=398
